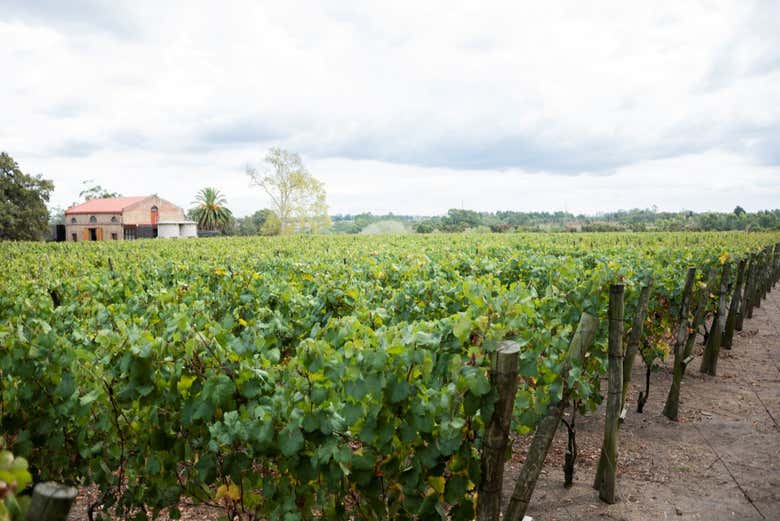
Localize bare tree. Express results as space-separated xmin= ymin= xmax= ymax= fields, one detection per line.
xmin=246 ymin=148 xmax=329 ymax=234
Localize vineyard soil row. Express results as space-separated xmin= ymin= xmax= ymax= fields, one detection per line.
xmin=503 ymin=285 xmax=780 ymax=521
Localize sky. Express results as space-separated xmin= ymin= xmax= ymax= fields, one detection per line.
xmin=1 ymin=0 xmax=779 ymax=217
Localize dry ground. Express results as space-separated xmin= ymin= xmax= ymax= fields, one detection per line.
xmin=69 ymin=286 xmax=780 ymax=520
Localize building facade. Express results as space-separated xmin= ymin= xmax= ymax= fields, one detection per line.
xmin=64 ymin=195 xmax=187 ymax=241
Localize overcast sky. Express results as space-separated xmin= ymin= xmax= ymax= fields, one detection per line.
xmin=2 ymin=1 xmax=779 ymax=217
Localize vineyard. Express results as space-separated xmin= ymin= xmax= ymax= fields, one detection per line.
xmin=1 ymin=232 xmax=779 ymax=521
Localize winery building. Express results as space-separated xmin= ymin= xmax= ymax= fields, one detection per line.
xmin=64 ymin=195 xmax=196 ymax=241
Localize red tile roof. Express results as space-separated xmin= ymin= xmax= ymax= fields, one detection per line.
xmin=65 ymin=196 xmax=148 ymax=214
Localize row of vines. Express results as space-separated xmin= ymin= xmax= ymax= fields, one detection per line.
xmin=1 ymin=232 xmax=779 ymax=520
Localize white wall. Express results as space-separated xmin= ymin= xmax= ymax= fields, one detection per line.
xmin=158 ymin=223 xmax=180 ymax=238
xmin=180 ymin=223 xmax=198 ymax=238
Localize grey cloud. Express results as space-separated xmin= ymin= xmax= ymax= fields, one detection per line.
xmin=699 ymin=0 xmax=780 ymax=92
xmin=112 ymin=131 xmax=150 ymax=149
xmin=4 ymin=0 xmax=140 ymax=38
xmin=297 ymin=133 xmax=614 ymax=173
xmin=45 ymin=100 xmax=88 ymax=118
xmin=50 ymin=139 xmax=102 ymax=158
xmin=196 ymin=119 xmax=288 ymax=149
xmin=298 ymin=109 xmax=780 ymax=174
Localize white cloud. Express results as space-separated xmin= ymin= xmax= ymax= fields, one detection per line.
xmin=1 ymin=0 xmax=778 ymax=216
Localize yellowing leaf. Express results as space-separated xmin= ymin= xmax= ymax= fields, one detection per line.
xmin=718 ymin=252 xmax=730 ymax=265
xmin=428 ymin=476 xmax=445 ymax=495
xmin=238 ymin=318 xmax=247 ymax=327
xmin=177 ymin=375 xmax=196 ymax=396
xmin=216 ymin=482 xmax=241 ymax=501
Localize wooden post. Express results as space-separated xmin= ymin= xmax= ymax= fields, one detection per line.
xmin=746 ymin=253 xmax=759 ymax=319
xmin=722 ymin=259 xmax=746 ymax=349
xmin=594 ymin=284 xmax=624 ymax=504
xmin=663 ymin=268 xmax=696 ymax=421
xmin=700 ymin=262 xmax=730 ymax=376
xmin=503 ymin=312 xmax=599 ymax=521
xmin=25 ymin=482 xmax=77 ymax=521
xmin=477 ymin=340 xmax=521 ymax=521
xmin=620 ymin=278 xmax=653 ymax=418
xmin=754 ymin=250 xmax=765 ymax=309
xmin=736 ymin=260 xmax=752 ymax=331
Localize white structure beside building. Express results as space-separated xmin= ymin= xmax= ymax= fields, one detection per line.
xmin=158 ymin=221 xmax=198 ymax=238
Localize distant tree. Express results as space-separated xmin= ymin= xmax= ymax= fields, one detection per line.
xmin=414 ymin=221 xmax=437 ymax=234
xmin=733 ymin=205 xmax=746 ymax=216
xmin=246 ymin=148 xmax=330 ymax=234
xmin=190 ymin=187 xmax=234 ymax=232
xmin=236 ymin=209 xmax=281 ymax=236
xmin=79 ymin=179 xmax=121 ymax=200
xmin=441 ymin=209 xmax=483 ymax=232
xmin=0 ymin=152 xmax=54 ymax=241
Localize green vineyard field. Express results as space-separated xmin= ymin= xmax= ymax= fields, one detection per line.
xmin=1 ymin=232 xmax=778 ymax=520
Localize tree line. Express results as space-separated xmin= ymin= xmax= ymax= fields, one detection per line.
xmin=406 ymin=207 xmax=780 ymax=234
xmin=2 ymin=148 xmax=779 ymax=241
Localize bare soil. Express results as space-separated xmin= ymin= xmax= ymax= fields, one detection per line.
xmin=68 ymin=286 xmax=780 ymax=520
xmin=503 ymin=286 xmax=780 ymax=521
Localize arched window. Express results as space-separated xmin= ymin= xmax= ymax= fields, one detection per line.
xmin=150 ymin=206 xmax=159 ymax=225
xmin=70 ymin=217 xmax=77 ymax=224
xmin=111 ymin=216 xmax=118 ymax=223
xmin=89 ymin=216 xmax=97 ymax=224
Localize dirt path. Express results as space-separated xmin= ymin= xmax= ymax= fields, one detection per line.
xmin=502 ymin=285 xmax=780 ymax=521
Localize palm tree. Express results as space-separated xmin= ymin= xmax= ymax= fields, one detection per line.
xmin=190 ymin=187 xmax=233 ymax=231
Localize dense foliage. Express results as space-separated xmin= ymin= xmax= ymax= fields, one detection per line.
xmin=1 ymin=233 xmax=778 ymax=520
xmin=326 ymin=208 xmax=780 ymax=234
xmin=0 ymin=152 xmax=54 ymax=242
xmin=189 ymin=187 xmax=235 ymax=232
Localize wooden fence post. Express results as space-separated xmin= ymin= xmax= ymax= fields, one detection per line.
xmin=745 ymin=254 xmax=757 ymax=319
xmin=477 ymin=340 xmax=521 ymax=521
xmin=754 ymin=249 xmax=766 ymax=309
xmin=722 ymin=259 xmax=746 ymax=349
xmin=594 ymin=284 xmax=624 ymax=504
xmin=736 ymin=260 xmax=753 ymax=331
xmin=25 ymin=482 xmax=77 ymax=521
xmin=663 ymin=268 xmax=696 ymax=421
xmin=700 ymin=262 xmax=730 ymax=376
xmin=503 ymin=312 xmax=599 ymax=521
xmin=620 ymin=278 xmax=653 ymax=418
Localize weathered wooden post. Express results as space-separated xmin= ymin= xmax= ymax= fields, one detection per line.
xmin=746 ymin=252 xmax=762 ymax=319
xmin=503 ymin=312 xmax=599 ymax=521
xmin=722 ymin=259 xmax=746 ymax=349
xmin=765 ymin=248 xmax=772 ymax=297
xmin=477 ymin=340 xmax=521 ymax=521
xmin=700 ymin=262 xmax=730 ymax=376
xmin=594 ymin=284 xmax=624 ymax=504
xmin=663 ymin=268 xmax=696 ymax=421
xmin=620 ymin=278 xmax=653 ymax=419
xmin=736 ymin=260 xmax=753 ymax=332
xmin=754 ymin=249 xmax=766 ymax=308
xmin=25 ymin=482 xmax=77 ymax=521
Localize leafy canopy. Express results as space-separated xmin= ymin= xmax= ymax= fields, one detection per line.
xmin=246 ymin=148 xmax=330 ymax=234
xmin=0 ymin=152 xmax=54 ymax=241
xmin=190 ymin=187 xmax=234 ymax=231
xmin=79 ymin=179 xmax=121 ymax=201
xmin=236 ymin=208 xmax=281 ymax=236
